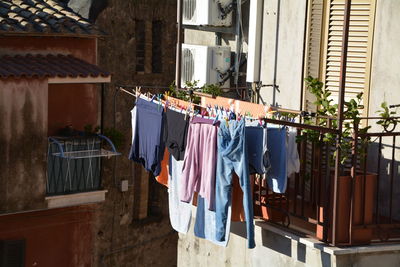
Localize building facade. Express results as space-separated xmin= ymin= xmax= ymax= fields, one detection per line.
xmin=0 ymin=0 xmax=178 ymax=266
xmin=178 ymin=0 xmax=400 ymax=266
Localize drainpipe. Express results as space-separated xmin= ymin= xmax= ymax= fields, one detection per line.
xmin=271 ymin=0 xmax=281 ymax=106
xmin=246 ymin=0 xmax=264 ymax=103
xmin=175 ymin=0 xmax=183 ymax=89
xmin=234 ymin=0 xmax=242 ymax=86
xmin=332 ymin=0 xmax=352 ymax=246
xmin=101 ymin=83 xmax=105 ymax=134
xmin=299 ymin=0 xmax=309 ymax=112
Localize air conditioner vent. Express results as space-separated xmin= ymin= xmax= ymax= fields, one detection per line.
xmin=183 ymin=0 xmax=196 ymax=21
xmin=182 ymin=48 xmax=195 ymax=84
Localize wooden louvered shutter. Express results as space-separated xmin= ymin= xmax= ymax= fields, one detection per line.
xmin=304 ymin=0 xmax=325 ymax=111
xmin=322 ymin=0 xmax=376 ymax=115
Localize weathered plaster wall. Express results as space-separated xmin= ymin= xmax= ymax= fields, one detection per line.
xmin=0 ymin=78 xmax=48 ymax=213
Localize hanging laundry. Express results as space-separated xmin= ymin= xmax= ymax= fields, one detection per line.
xmin=194 ymin=196 xmax=231 ymax=247
xmin=266 ymin=126 xmax=288 ymax=193
xmin=168 ymin=155 xmax=192 ymax=234
xmin=156 ymin=149 xmax=169 ymax=187
xmin=231 ymin=174 xmax=255 ymax=222
xmin=163 ymin=108 xmax=189 ymax=161
xmin=131 ymin=105 xmax=137 ymax=144
xmin=129 ymin=97 xmax=165 ymax=176
xmin=245 ymin=121 xmax=270 ymax=175
xmin=287 ymin=128 xmax=300 ymax=177
xmin=215 ymin=119 xmax=255 ymax=249
xmin=180 ymin=117 xmax=219 ymax=211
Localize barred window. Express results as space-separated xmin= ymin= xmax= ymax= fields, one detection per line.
xmin=152 ymin=20 xmax=163 ymax=73
xmin=135 ymin=20 xmax=145 ymax=73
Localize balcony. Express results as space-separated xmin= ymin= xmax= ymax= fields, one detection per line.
xmin=45 ymin=134 xmax=120 ymax=208
xmin=254 ymin=116 xmax=400 ymax=246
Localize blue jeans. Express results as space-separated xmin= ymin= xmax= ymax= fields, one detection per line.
xmin=194 ymin=196 xmax=231 ymax=247
xmin=215 ymin=119 xmax=255 ymax=249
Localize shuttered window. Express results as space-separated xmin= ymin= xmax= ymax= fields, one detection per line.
xmin=305 ymin=0 xmax=324 ymax=79
xmin=304 ymin=0 xmax=325 ymax=110
xmin=304 ymin=0 xmax=376 ymax=114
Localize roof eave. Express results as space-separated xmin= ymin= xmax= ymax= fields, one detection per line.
xmin=0 ymin=32 xmax=105 ymax=38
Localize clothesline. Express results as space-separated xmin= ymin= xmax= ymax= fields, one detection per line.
xmin=116 ymin=85 xmax=336 ymax=121
xmin=128 ymin=93 xmax=302 ymax=249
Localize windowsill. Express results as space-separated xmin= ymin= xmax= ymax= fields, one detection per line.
xmin=45 ymin=190 xmax=108 ymax=209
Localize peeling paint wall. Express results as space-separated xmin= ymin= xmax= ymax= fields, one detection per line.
xmin=0 ymin=78 xmax=48 ymax=213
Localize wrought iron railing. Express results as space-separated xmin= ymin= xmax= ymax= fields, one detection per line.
xmin=254 ymin=116 xmax=400 ymax=246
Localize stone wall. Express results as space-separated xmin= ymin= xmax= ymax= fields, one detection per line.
xmin=90 ymin=0 xmax=179 ymax=266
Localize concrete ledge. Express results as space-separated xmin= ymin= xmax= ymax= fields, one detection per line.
xmin=45 ymin=190 xmax=107 ymax=209
xmin=255 ymin=220 xmax=400 ymax=256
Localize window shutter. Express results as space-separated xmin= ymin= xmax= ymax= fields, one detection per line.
xmin=306 ymin=0 xmax=324 ymax=79
xmin=324 ymin=0 xmax=375 ymax=113
xmin=0 ymin=240 xmax=25 ymax=267
xmin=304 ymin=0 xmax=325 ymax=111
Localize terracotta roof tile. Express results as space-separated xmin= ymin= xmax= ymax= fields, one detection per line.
xmin=0 ymin=54 xmax=110 ymax=79
xmin=0 ymin=0 xmax=104 ymax=36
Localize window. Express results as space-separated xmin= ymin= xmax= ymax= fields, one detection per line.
xmin=152 ymin=20 xmax=163 ymax=73
xmin=304 ymin=0 xmax=376 ymax=115
xmin=0 ymin=240 xmax=25 ymax=267
xmin=135 ymin=19 xmax=164 ymax=74
xmin=136 ymin=20 xmax=146 ymax=73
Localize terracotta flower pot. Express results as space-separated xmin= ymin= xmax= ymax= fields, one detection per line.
xmin=257 ymin=195 xmax=287 ymax=223
xmin=317 ymin=173 xmax=377 ymax=245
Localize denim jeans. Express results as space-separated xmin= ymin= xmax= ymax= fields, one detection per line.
xmin=215 ymin=119 xmax=255 ymax=249
xmin=194 ymin=196 xmax=231 ymax=247
xmin=266 ymin=126 xmax=287 ymax=193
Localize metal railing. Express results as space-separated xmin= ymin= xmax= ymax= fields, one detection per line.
xmin=254 ymin=116 xmax=400 ymax=246
xmin=47 ymin=135 xmax=120 ymax=196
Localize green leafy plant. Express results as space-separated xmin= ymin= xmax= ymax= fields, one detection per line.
xmin=103 ymin=127 xmax=124 ymax=150
xmin=376 ymin=101 xmax=399 ymax=133
xmin=83 ymin=124 xmax=124 ymax=150
xmin=167 ymin=80 xmax=222 ymax=104
xmin=202 ymin=84 xmax=222 ymax=97
xmin=84 ymin=124 xmax=100 ymax=135
xmin=300 ymin=77 xmax=373 ymax=170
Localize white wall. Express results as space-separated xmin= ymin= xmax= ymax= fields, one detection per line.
xmin=367 ymin=0 xmax=400 ymax=221
xmin=259 ymin=0 xmax=307 ymax=110
xmin=369 ymin=0 xmax=400 ymax=117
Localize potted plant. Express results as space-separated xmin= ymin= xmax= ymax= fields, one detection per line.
xmin=301 ymin=77 xmax=383 ymax=245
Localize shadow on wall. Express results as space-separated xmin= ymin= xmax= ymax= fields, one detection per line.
xmin=367 ymin=138 xmax=400 ymax=222
xmin=259 ymin=227 xmax=331 ymax=267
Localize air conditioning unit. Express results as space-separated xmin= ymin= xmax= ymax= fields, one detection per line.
xmin=183 ymin=0 xmax=232 ymax=26
xmin=181 ymin=44 xmax=231 ymax=88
